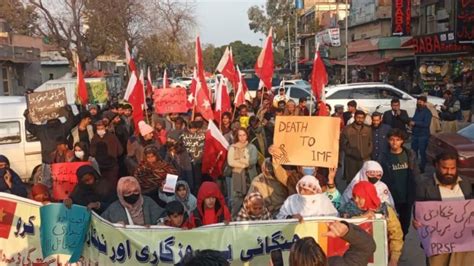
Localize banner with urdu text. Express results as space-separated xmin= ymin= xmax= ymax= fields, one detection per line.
xmin=0 ymin=193 xmax=388 ymax=265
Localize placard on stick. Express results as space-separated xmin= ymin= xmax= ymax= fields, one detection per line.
xmin=272 ymin=116 xmax=340 ymax=167
xmin=27 ymin=88 xmax=67 ymax=124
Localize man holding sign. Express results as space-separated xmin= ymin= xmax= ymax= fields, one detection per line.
xmin=414 ymin=152 xmax=473 ymax=265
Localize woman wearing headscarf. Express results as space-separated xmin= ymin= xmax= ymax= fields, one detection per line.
xmin=227 ymin=128 xmax=258 ymax=217
xmin=134 ymin=145 xmax=177 ymax=202
xmin=235 ymin=192 xmax=272 ymax=221
xmin=339 ymin=181 xmax=403 ymax=266
xmin=31 ymin=183 xmax=51 ymax=204
xmin=0 ymin=155 xmax=27 ymax=197
xmin=341 ymin=161 xmax=395 ymax=207
xmin=72 ymin=141 xmax=100 ymax=174
xmin=189 ymin=181 xmax=231 ymax=227
xmin=158 ymin=180 xmax=197 ymax=215
xmin=65 ymin=165 xmax=108 ymax=214
xmin=101 ymin=176 xmax=164 ymax=226
xmin=276 ymin=175 xmax=338 ymax=220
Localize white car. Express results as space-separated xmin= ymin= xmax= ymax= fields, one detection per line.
xmin=272 ymin=86 xmax=316 ymax=110
xmin=272 ymin=79 xmax=311 ymax=92
xmin=171 ymin=77 xmax=193 ymax=88
xmin=324 ymin=83 xmax=445 ymax=117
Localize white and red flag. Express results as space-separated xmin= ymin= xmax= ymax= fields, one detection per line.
xmin=125 ymin=41 xmax=137 ymax=73
xmin=234 ymin=66 xmax=247 ymax=107
xmin=195 ymin=36 xmax=210 ymax=99
xmin=311 ymin=51 xmax=329 ymax=116
xmin=254 ymin=28 xmax=274 ymax=90
xmin=214 ymin=78 xmax=231 ymax=122
xmin=124 ymin=70 xmax=145 ymax=133
xmin=202 ymin=120 xmax=230 ymax=179
xmin=216 ymin=46 xmax=238 ymax=89
xmin=146 ymin=67 xmax=153 ymax=97
xmin=194 ymin=78 xmax=215 ymax=121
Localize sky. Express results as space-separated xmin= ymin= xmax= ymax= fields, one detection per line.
xmin=195 ymin=0 xmax=266 ymax=47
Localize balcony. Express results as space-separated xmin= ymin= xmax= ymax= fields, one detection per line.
xmin=0 ymin=45 xmax=40 ymax=63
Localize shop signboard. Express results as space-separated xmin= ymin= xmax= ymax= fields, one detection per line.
xmin=391 ymin=0 xmax=411 ymax=36
xmin=316 ymin=28 xmax=341 ymax=47
xmin=403 ymin=32 xmax=473 ymax=54
xmin=456 ymin=0 xmax=474 ymax=44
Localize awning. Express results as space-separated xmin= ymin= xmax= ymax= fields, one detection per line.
xmin=349 ymin=37 xmax=414 ymax=53
xmin=331 ymin=54 xmax=392 ymax=66
xmin=348 ymin=39 xmax=379 ymax=53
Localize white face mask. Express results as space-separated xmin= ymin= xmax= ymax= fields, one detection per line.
xmin=75 ymin=151 xmax=85 ymax=159
xmin=97 ymin=130 xmax=106 ymax=137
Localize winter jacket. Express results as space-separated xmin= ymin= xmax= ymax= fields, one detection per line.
xmin=134 ymin=157 xmax=178 ymax=193
xmin=411 ymin=107 xmax=432 ymax=137
xmin=0 ymin=156 xmax=27 ymax=198
xmin=227 ymin=143 xmax=258 ymax=194
xmin=101 ymin=196 xmax=163 ymax=225
xmin=90 ymin=132 xmax=123 ymax=170
xmin=341 ymin=123 xmax=373 ymax=160
xmin=69 ymin=125 xmax=94 ymax=147
xmin=382 ymin=110 xmax=410 ymax=132
xmin=440 ymin=97 xmax=461 ymax=121
xmin=158 ymin=180 xmax=197 ymax=215
xmin=189 ymin=182 xmax=231 ymax=227
xmin=416 ymin=176 xmax=472 ymax=201
xmin=371 ymin=124 xmax=391 ymax=161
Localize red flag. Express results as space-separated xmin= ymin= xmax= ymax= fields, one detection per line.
xmin=0 ymin=199 xmax=17 ymax=239
xmin=202 ymin=120 xmax=229 ymax=179
xmin=124 ymin=71 xmax=145 ymax=133
xmin=214 ymin=78 xmax=231 ymax=122
xmin=162 ymin=69 xmax=169 ymax=89
xmin=125 ymin=41 xmax=137 ymax=73
xmin=311 ymin=51 xmax=328 ymax=101
xmin=216 ymin=47 xmax=238 ymax=89
xmin=255 ymin=28 xmax=274 ymax=89
xmin=195 ymin=79 xmax=215 ymax=121
xmin=195 ymin=36 xmax=210 ymax=99
xmin=234 ymin=66 xmax=247 ymax=107
xmin=187 ymin=68 xmax=198 ymax=109
xmin=146 ymin=67 xmax=153 ymax=97
xmin=76 ymin=55 xmax=88 ymax=106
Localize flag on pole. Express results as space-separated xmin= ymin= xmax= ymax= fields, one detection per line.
xmin=255 ymin=28 xmax=274 ymax=90
xmin=162 ymin=69 xmax=169 ymax=89
xmin=216 ymin=47 xmax=238 ymax=89
xmin=76 ymin=54 xmax=88 ymax=106
xmin=195 ymin=36 xmax=210 ymax=99
xmin=146 ymin=67 xmax=153 ymax=97
xmin=311 ymin=51 xmax=329 ymax=116
xmin=195 ymin=78 xmax=215 ymax=121
xmin=187 ymin=68 xmax=198 ymax=109
xmin=124 ymin=70 xmax=145 ymax=133
xmin=214 ymin=78 xmax=231 ymax=122
xmin=125 ymin=41 xmax=137 ymax=73
xmin=202 ymin=120 xmax=230 ymax=179
xmin=234 ymin=66 xmax=247 ymax=107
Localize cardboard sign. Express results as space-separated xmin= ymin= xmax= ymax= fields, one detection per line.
xmin=415 ymin=200 xmax=474 ymax=257
xmin=391 ymin=0 xmax=411 ymax=36
xmin=27 ymin=88 xmax=67 ymax=124
xmin=273 ymin=116 xmax=340 ymax=168
xmin=51 ymin=162 xmax=91 ymax=201
xmin=153 ymin=88 xmax=188 ymax=114
xmin=162 ymin=174 xmax=178 ymax=193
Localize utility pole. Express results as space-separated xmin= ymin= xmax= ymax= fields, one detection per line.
xmin=295 ymin=11 xmax=299 ymax=74
xmin=288 ymin=21 xmax=292 ymax=71
xmin=345 ymin=0 xmax=349 ymax=84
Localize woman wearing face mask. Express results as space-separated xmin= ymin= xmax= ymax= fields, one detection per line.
xmin=341 ymin=160 xmax=395 ymax=208
xmin=72 ymin=142 xmax=100 ymax=174
xmin=276 ymin=175 xmax=338 ymax=221
xmin=0 ymin=155 xmax=27 ymax=197
xmin=101 ymin=176 xmax=164 ymax=226
xmin=235 ymin=192 xmax=272 ymax=221
xmin=227 ymin=128 xmax=258 ymax=217
xmin=339 ymin=181 xmax=403 ymax=266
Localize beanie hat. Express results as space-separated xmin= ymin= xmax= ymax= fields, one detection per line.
xmin=138 ymin=121 xmax=154 ymax=136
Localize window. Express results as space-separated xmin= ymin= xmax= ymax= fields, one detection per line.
xmin=2 ymin=67 xmax=9 ymax=96
xmin=377 ymin=88 xmax=402 ymax=99
xmin=26 ymin=130 xmax=38 ymax=142
xmin=352 ymin=88 xmax=379 ymax=99
xmin=0 ymin=121 xmax=21 ymax=145
xmin=458 ymin=124 xmax=474 ymax=141
xmin=289 ymin=88 xmax=310 ymax=99
xmin=326 ymin=89 xmax=352 ymax=99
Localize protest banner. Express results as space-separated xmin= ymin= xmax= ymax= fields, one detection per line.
xmin=415 ymin=200 xmax=474 ymax=257
xmin=26 ymin=88 xmax=67 ymax=124
xmin=0 ymin=193 xmax=388 ymax=265
xmin=51 ymin=162 xmax=91 ymax=201
xmin=40 ymin=203 xmax=91 ymax=263
xmin=153 ymin=88 xmax=189 ymax=114
xmin=272 ymin=116 xmax=340 ymax=168
xmin=88 ymin=81 xmax=108 ymax=103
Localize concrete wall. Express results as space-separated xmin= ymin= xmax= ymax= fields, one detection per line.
xmin=40 ymin=65 xmax=70 ymax=83
xmin=0 ymin=61 xmax=41 ymax=96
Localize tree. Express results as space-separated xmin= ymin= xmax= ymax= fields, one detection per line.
xmin=0 ymin=0 xmax=38 ymax=36
xmin=247 ymin=0 xmax=295 ymax=49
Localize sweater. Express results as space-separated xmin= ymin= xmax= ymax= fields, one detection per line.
xmin=101 ymin=196 xmax=164 ymax=225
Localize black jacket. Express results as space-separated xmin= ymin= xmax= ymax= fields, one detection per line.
xmin=416 ymin=176 xmax=472 ymax=201
xmin=380 ymin=148 xmax=421 ymax=205
xmin=328 ymin=222 xmax=376 ymax=266
xmin=382 ymin=109 xmax=410 ymax=132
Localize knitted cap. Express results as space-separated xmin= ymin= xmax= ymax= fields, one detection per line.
xmin=138 ymin=121 xmax=154 ymax=136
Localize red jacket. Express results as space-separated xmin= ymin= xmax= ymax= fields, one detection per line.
xmin=189 ymin=181 xmax=231 ymax=227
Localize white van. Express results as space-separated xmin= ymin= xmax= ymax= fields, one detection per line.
xmin=0 ymin=96 xmax=42 ymax=182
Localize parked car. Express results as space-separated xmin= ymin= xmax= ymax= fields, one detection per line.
xmin=171 ymin=77 xmax=193 ymax=88
xmin=0 ymin=96 xmax=41 ymax=182
xmin=426 ymin=123 xmax=474 ymax=185
xmin=153 ymin=78 xmax=174 ymax=88
xmin=324 ymin=82 xmax=445 ymax=117
xmin=272 ymin=79 xmax=311 ymax=92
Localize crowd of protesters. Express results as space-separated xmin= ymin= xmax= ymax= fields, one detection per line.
xmin=0 ymin=84 xmax=472 ymax=266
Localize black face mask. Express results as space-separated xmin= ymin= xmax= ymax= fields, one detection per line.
xmin=123 ymin=193 xmax=140 ymax=204
xmin=367 ymin=177 xmax=379 ymax=184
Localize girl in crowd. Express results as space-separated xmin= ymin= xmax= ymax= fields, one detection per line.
xmin=30 ymin=183 xmax=51 ymax=204
xmin=189 ymin=182 xmax=231 ymax=227
xmin=341 ymin=161 xmax=395 ymax=207
xmin=277 ymin=175 xmax=338 ymax=221
xmin=101 ymin=176 xmax=163 ymax=226
xmin=127 ymin=121 xmax=160 ymax=174
xmin=134 ymin=145 xmax=177 ymax=203
xmin=220 ymin=112 xmax=233 ymax=144
xmin=159 ymin=180 xmax=197 ymax=215
xmin=72 ymin=141 xmax=100 ymax=174
xmin=339 ymin=181 xmax=403 ymax=266
xmin=235 ymin=192 xmax=272 ymax=221
xmin=227 ymin=128 xmax=258 ymax=216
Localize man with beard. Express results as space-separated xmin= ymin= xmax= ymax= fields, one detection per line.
xmin=414 ymin=152 xmax=473 ymax=265
xmin=410 ymin=96 xmax=432 ymax=173
xmin=341 ymin=110 xmax=373 ymax=183
xmin=382 ymin=98 xmax=410 ymax=134
xmin=371 ymin=112 xmax=391 ymax=162
xmin=24 ymin=105 xmax=77 ymax=187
